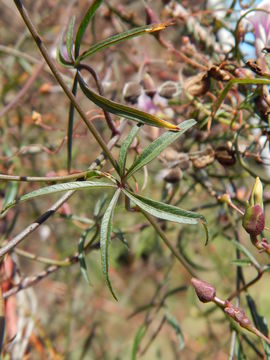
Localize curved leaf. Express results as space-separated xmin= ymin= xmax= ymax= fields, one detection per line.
xmin=76 ymin=23 xmax=167 ymax=64
xmin=131 ymin=325 xmax=147 ymax=360
xmin=66 ymin=16 xmax=75 ymax=61
xmin=1 ymin=181 xmax=116 ymax=213
xmin=122 ymin=189 xmax=205 ymax=225
xmin=75 ymin=0 xmax=103 ymax=58
xmin=118 ymin=124 xmax=142 ymax=176
xmin=78 ymin=227 xmax=94 ymax=285
xmin=56 ymin=31 xmax=73 ymax=68
xmin=126 ymin=119 xmax=196 ymax=179
xmin=77 ymin=71 xmax=179 ymax=130
xmin=100 ymin=188 xmax=121 ymax=300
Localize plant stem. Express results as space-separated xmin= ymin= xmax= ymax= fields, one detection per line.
xmin=141 ymin=210 xmax=197 ymax=277
xmin=13 ymin=0 xmax=120 ymax=175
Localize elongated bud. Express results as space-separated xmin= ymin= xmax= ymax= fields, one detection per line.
xmin=191 ymin=278 xmax=216 ymax=303
xmin=249 ymin=177 xmax=263 ymax=208
xmin=243 ymin=177 xmax=265 ymax=237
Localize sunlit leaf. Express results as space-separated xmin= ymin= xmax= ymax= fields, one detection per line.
xmin=1 ymin=181 xmax=116 ymax=213
xmin=77 ymin=71 xmax=179 ymax=130
xmin=100 ymin=188 xmax=121 ymax=300
xmin=126 ymin=119 xmax=196 ymax=179
xmin=75 ymin=0 xmax=103 ymax=58
xmin=118 ymin=124 xmax=141 ymax=176
xmin=76 ymin=23 xmax=167 ymax=64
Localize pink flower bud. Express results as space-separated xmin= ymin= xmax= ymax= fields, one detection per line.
xmin=242 ymin=204 xmax=265 ymax=237
xmin=191 ymin=278 xmax=216 ymax=303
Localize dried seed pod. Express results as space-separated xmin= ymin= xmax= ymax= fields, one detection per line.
xmin=208 ymin=65 xmax=231 ymax=81
xmin=164 ymin=167 xmax=182 ymax=183
xmin=142 ymin=73 xmax=156 ymax=98
xmin=191 ymin=278 xmax=216 ymax=303
xmin=123 ymin=82 xmax=142 ymax=104
xmin=184 ymin=72 xmax=210 ymax=97
xmin=189 ymin=146 xmax=215 ymax=169
xmin=158 ymin=81 xmax=179 ymax=99
xmin=160 ymin=149 xmax=190 ymax=170
xmin=215 ymin=145 xmax=236 ymax=166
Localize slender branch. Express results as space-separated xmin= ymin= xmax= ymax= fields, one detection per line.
xmin=0 ymin=125 xmax=124 ymax=258
xmin=141 ymin=210 xmax=196 ymax=277
xmin=13 ymin=0 xmax=119 ymax=174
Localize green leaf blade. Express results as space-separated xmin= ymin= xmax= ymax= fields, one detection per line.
xmin=126 ymin=119 xmax=196 ymax=179
xmin=75 ymin=0 xmax=103 ymax=58
xmin=78 ymin=227 xmax=94 ymax=285
xmin=100 ymin=188 xmax=121 ymax=300
xmin=118 ymin=124 xmax=141 ymax=176
xmin=66 ymin=16 xmax=75 ymax=61
xmin=76 ymin=23 xmax=167 ymax=63
xmin=77 ymin=71 xmax=179 ymax=130
xmin=2 ymin=181 xmax=116 ymax=213
xmin=122 ymin=189 xmax=205 ymax=225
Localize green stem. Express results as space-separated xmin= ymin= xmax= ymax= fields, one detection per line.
xmin=141 ymin=210 xmax=196 ymax=277
xmin=13 ymin=0 xmax=120 ymax=175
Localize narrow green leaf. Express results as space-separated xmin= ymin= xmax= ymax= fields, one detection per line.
xmin=166 ymin=313 xmax=185 ymax=351
xmin=75 ymin=0 xmax=103 ymax=58
xmin=231 ymin=240 xmax=260 ymax=269
xmin=246 ymin=295 xmax=270 ymax=359
xmin=66 ymin=16 xmax=75 ymax=61
xmin=3 ymin=182 xmax=18 ymax=209
xmin=122 ymin=189 xmax=205 ymax=225
xmin=56 ymin=31 xmax=73 ymax=68
xmin=78 ymin=227 xmax=94 ymax=285
xmin=67 ymin=73 xmax=78 ymax=172
xmin=77 ymin=71 xmax=179 ymax=130
xmin=100 ymin=189 xmax=121 ymax=300
xmin=126 ymin=119 xmax=196 ymax=179
xmin=131 ymin=325 xmax=147 ymax=360
xmin=2 ymin=181 xmax=116 ymax=213
xmin=76 ymin=23 xmax=167 ymax=64
xmin=118 ymin=125 xmax=141 ymax=176
xmin=93 ymin=193 xmax=108 ymax=218
xmin=231 ymin=259 xmax=252 ymax=267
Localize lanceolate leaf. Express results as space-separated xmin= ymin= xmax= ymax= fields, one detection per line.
xmin=126 ymin=119 xmax=196 ymax=179
xmin=77 ymin=71 xmax=179 ymax=130
xmin=118 ymin=124 xmax=142 ymax=176
xmin=66 ymin=16 xmax=75 ymax=61
xmin=122 ymin=189 xmax=205 ymax=225
xmin=78 ymin=227 xmax=94 ymax=285
xmin=100 ymin=188 xmax=121 ymax=300
xmin=56 ymin=31 xmax=73 ymax=68
xmin=75 ymin=23 xmax=167 ymax=64
xmin=75 ymin=0 xmax=103 ymax=58
xmin=1 ymin=181 xmax=116 ymax=214
xmin=131 ymin=325 xmax=147 ymax=360
xmin=166 ymin=313 xmax=185 ymax=351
